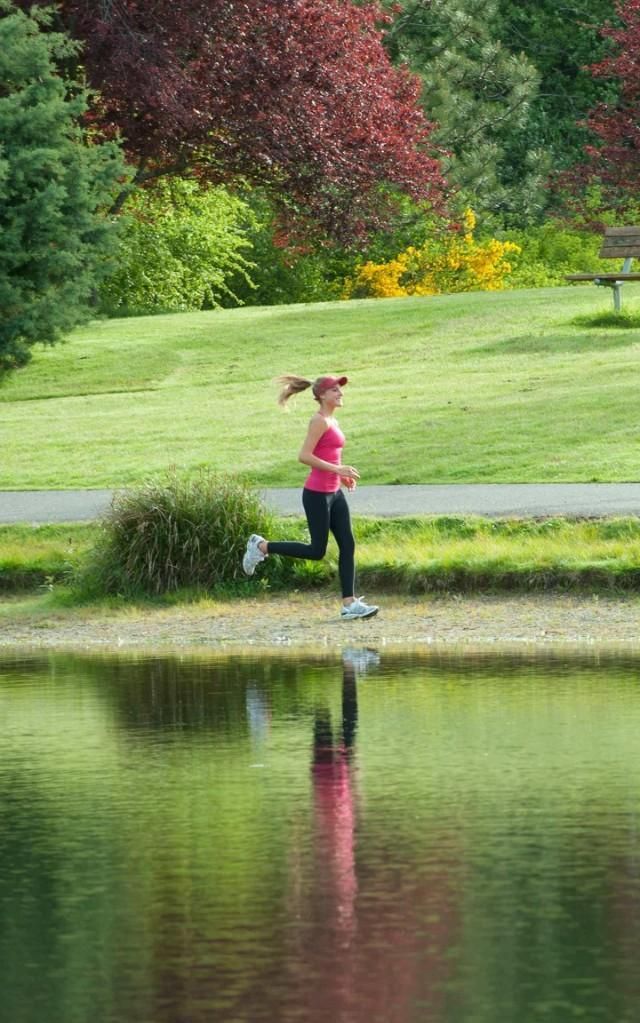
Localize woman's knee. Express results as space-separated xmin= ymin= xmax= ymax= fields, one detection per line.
xmin=308 ymin=541 xmax=328 ymax=560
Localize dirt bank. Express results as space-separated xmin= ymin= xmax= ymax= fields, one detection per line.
xmin=2 ymin=593 xmax=640 ymax=654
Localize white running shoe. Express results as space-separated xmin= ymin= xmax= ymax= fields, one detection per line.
xmin=342 ymin=647 xmax=381 ymax=674
xmin=340 ymin=597 xmax=379 ymax=620
xmin=242 ymin=534 xmax=266 ymax=576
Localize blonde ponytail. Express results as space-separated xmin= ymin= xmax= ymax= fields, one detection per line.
xmin=276 ymin=374 xmax=312 ymax=406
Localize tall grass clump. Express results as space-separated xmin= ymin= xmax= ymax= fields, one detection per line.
xmin=84 ymin=470 xmax=279 ymax=596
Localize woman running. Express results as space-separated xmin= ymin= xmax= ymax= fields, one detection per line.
xmin=242 ymin=374 xmax=379 ymax=620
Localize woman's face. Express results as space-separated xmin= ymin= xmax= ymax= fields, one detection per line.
xmin=322 ymin=384 xmax=344 ymax=406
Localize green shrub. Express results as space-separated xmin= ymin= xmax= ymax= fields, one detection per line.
xmin=84 ymin=470 xmax=280 ymax=596
xmin=100 ymin=179 xmax=255 ymax=316
xmin=222 ymin=190 xmax=352 ymax=306
xmin=500 ymin=223 xmax=605 ymax=288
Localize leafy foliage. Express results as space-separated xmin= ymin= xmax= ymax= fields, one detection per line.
xmin=497 ymin=0 xmax=618 ymax=177
xmin=385 ymin=0 xmax=544 ymax=223
xmin=18 ymin=0 xmax=445 ymax=243
xmin=343 ymin=209 xmax=520 ymax=297
xmin=500 ymin=224 xmax=606 ymax=288
xmin=0 ymin=1 xmax=127 ymax=370
xmin=87 ymin=470 xmax=281 ymax=596
xmin=220 ymin=190 xmax=348 ymax=306
xmin=573 ymin=0 xmax=640 ymax=207
xmin=100 ymin=179 xmax=255 ymax=315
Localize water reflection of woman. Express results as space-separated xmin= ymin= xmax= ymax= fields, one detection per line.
xmin=284 ymin=651 xmax=459 ymax=1023
xmin=312 ymin=658 xmax=360 ymax=940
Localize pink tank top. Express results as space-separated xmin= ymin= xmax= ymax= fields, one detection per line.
xmin=305 ymin=422 xmax=345 ymax=493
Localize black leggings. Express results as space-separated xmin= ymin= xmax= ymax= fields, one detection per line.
xmin=267 ymin=488 xmax=356 ymax=598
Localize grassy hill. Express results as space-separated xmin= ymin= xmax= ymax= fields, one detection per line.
xmin=3 ymin=286 xmax=640 ymax=489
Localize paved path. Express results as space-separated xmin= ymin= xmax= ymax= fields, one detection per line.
xmin=3 ymin=483 xmax=640 ymax=523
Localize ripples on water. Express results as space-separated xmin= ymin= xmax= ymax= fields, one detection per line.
xmin=2 ymin=647 xmax=640 ymax=1023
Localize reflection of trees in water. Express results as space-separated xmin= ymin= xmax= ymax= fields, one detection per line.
xmin=7 ymin=648 xmax=640 ymax=739
xmin=7 ymin=649 xmax=640 ymax=744
xmin=450 ymin=829 xmax=640 ymax=1022
xmin=38 ymin=653 xmax=326 ymax=736
xmin=608 ymin=844 xmax=640 ymax=1013
xmin=7 ymin=651 xmax=640 ymax=1021
xmin=0 ymin=773 xmax=138 ymax=1022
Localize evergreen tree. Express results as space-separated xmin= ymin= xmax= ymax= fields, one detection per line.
xmin=497 ymin=0 xmax=618 ymax=172
xmin=386 ymin=0 xmax=544 ymax=224
xmin=0 ymin=2 xmax=127 ymax=371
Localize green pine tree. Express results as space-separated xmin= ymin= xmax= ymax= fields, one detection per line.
xmin=0 ymin=1 xmax=128 ymax=371
xmin=386 ymin=0 xmax=545 ymax=224
xmin=496 ymin=0 xmax=619 ymax=175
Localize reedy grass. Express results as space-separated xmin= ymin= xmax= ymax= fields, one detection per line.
xmin=5 ymin=515 xmax=640 ymax=598
xmin=81 ymin=469 xmax=282 ymax=596
xmin=3 ymin=286 xmax=640 ymax=489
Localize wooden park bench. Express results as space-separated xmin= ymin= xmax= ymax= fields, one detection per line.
xmin=566 ymin=226 xmax=640 ymax=310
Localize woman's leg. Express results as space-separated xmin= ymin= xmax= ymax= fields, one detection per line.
xmin=245 ymin=488 xmax=377 ymax=615
xmin=267 ymin=489 xmax=330 ymax=561
xmin=329 ymin=497 xmax=378 ymax=615
xmin=328 ymin=490 xmax=356 ymax=599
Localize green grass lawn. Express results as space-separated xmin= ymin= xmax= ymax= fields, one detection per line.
xmin=0 ymin=523 xmax=95 ymax=590
xmin=3 ymin=285 xmax=640 ymax=489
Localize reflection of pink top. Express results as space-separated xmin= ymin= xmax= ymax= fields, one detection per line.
xmin=305 ymin=423 xmax=345 ymax=493
xmin=312 ymin=752 xmax=356 ymax=933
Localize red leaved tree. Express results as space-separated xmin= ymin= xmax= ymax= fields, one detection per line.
xmin=568 ymin=0 xmax=640 ymax=204
xmin=18 ymin=0 xmax=445 ymax=241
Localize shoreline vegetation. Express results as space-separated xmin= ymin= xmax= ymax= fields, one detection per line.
xmin=4 ymin=514 xmax=640 ymax=606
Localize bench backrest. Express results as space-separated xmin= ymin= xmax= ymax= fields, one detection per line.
xmin=600 ymin=226 xmax=640 ymax=259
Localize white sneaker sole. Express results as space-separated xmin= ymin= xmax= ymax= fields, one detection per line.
xmin=242 ymin=538 xmax=264 ymax=576
xmin=341 ymin=607 xmax=379 ymax=620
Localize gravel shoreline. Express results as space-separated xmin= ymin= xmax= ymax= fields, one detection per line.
xmin=2 ymin=593 xmax=640 ymax=654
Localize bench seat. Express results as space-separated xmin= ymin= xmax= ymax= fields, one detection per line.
xmin=565 ymin=227 xmax=640 ymax=308
xmin=566 ymin=272 xmax=640 ymax=282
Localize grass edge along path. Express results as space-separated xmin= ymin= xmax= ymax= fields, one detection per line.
xmin=4 ymin=517 xmax=640 ymax=605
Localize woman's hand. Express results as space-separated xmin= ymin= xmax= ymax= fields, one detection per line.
xmin=338 ymin=465 xmax=360 ymax=481
xmin=344 ymin=476 xmax=357 ymax=491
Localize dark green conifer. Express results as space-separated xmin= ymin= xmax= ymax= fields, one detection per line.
xmin=0 ymin=1 xmax=127 ymax=370
xmin=386 ymin=0 xmax=544 ymax=223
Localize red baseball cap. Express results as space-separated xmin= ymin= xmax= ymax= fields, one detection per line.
xmin=312 ymin=375 xmax=348 ymax=397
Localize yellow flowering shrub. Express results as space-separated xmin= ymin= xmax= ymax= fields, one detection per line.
xmin=343 ymin=209 xmax=521 ymax=299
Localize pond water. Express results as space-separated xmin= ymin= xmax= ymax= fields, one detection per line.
xmin=2 ymin=646 xmax=640 ymax=1023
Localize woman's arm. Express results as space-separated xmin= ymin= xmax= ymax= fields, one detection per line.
xmin=298 ymin=416 xmax=360 ymax=480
